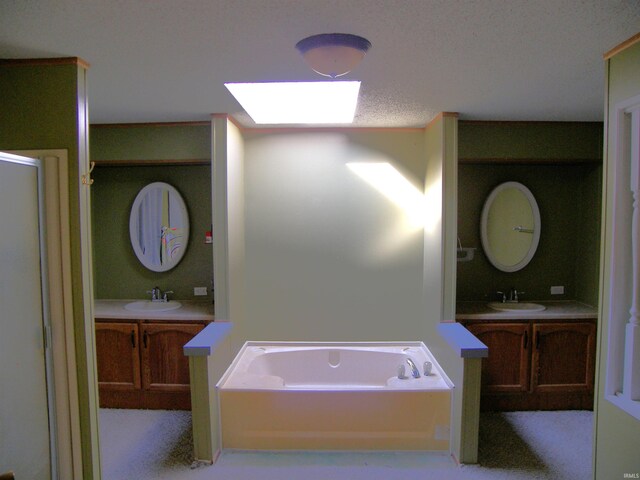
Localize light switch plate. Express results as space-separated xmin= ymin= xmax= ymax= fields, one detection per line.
xmin=194 ymin=287 xmax=207 ymax=296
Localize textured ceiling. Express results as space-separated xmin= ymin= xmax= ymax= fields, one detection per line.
xmin=1 ymin=0 xmax=639 ymax=127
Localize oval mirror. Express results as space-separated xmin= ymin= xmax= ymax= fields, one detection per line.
xmin=480 ymin=181 xmax=541 ymax=272
xmin=129 ymin=182 xmax=189 ymax=272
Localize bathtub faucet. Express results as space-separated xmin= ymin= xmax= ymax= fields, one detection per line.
xmin=405 ymin=358 xmax=421 ymax=378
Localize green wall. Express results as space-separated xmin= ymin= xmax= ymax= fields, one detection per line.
xmin=0 ymin=60 xmax=100 ymax=479
xmin=90 ymin=123 xmax=213 ymax=302
xmin=91 ymin=165 xmax=213 ymax=301
xmin=91 ymin=123 xmax=210 ymax=162
xmin=458 ymin=121 xmax=603 ymax=161
xmin=457 ymin=122 xmax=602 ymax=306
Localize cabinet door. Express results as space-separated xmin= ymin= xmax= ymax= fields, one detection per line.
xmin=95 ymin=322 xmax=141 ymax=390
xmin=140 ymin=323 xmax=204 ymax=392
xmin=467 ymin=323 xmax=531 ymax=393
xmin=531 ymin=322 xmax=596 ymax=393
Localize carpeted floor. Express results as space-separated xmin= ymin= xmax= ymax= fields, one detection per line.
xmin=99 ymin=408 xmax=592 ymax=480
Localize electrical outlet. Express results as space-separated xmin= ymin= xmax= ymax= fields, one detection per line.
xmin=550 ymin=285 xmax=565 ymax=295
xmin=193 ymin=287 xmax=207 ymax=296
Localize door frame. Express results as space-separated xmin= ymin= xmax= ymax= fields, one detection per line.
xmin=8 ymin=149 xmax=82 ymax=479
xmin=0 ymin=152 xmax=59 ymax=478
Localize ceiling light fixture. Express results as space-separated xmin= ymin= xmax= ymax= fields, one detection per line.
xmin=295 ymin=33 xmax=371 ymax=78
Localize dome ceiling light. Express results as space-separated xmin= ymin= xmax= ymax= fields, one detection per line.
xmin=295 ymin=33 xmax=372 ymax=78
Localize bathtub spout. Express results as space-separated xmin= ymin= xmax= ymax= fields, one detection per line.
xmin=406 ymin=358 xmax=421 ymax=378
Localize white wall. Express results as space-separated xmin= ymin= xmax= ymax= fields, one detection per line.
xmin=241 ymin=129 xmax=427 ymax=342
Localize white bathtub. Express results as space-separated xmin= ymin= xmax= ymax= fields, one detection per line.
xmin=217 ymin=342 xmax=453 ymax=451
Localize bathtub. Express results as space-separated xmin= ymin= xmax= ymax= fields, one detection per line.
xmin=217 ymin=342 xmax=453 ymax=451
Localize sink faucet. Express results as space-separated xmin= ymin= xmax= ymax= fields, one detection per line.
xmin=507 ymin=288 xmax=523 ymax=303
xmin=147 ymin=286 xmax=165 ymax=302
xmin=405 ymin=358 xmax=421 ymax=378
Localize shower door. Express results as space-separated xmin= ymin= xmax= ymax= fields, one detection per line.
xmin=0 ymin=152 xmax=56 ymax=479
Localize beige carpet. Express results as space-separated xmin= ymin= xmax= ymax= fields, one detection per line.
xmin=99 ymin=408 xmax=592 ymax=480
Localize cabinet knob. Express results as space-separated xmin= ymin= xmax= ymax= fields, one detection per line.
xmin=131 ymin=330 xmax=136 ymax=348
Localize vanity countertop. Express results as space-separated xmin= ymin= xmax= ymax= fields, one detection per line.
xmin=94 ymin=299 xmax=215 ymax=322
xmin=456 ymin=300 xmax=597 ymax=321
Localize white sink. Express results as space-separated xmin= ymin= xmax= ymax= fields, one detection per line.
xmin=124 ymin=300 xmax=182 ymax=312
xmin=487 ymin=302 xmax=546 ymax=313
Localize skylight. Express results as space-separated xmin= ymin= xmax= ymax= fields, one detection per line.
xmin=224 ymin=81 xmax=360 ymax=125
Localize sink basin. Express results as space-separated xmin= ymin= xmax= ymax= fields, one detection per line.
xmin=487 ymin=302 xmax=546 ymax=313
xmin=124 ymin=300 xmax=182 ymax=312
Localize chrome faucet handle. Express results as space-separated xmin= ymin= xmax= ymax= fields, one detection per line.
xmin=496 ymin=291 xmax=506 ymax=303
xmin=163 ymin=290 xmax=174 ymax=302
xmin=397 ymin=364 xmax=408 ymax=379
xmin=424 ymin=361 xmax=433 ymax=376
xmin=509 ymin=289 xmax=524 ymax=302
xmin=148 ymin=286 xmax=162 ymax=301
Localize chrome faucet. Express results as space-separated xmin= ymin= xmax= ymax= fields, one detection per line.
xmin=507 ymin=288 xmax=523 ymax=303
xmin=147 ymin=286 xmax=171 ymax=302
xmin=405 ymin=358 xmax=421 ymax=378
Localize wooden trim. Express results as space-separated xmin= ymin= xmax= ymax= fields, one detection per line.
xmin=91 ymin=121 xmax=209 ymax=128
xmin=604 ymin=32 xmax=640 ymax=60
xmin=459 ymin=157 xmax=602 ymax=165
xmin=0 ymin=57 xmax=90 ymax=69
xmin=93 ymin=158 xmax=210 ymax=166
xmin=98 ymin=389 xmax=191 ymax=410
xmin=459 ymin=120 xmax=603 ymax=126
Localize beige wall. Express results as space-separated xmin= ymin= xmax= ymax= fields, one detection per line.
xmin=594 ymin=38 xmax=640 ymax=477
xmin=241 ymin=129 xmax=428 ymax=341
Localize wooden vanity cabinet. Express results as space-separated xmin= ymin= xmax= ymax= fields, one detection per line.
xmin=531 ymin=322 xmax=596 ymax=393
xmin=140 ymin=322 xmax=204 ymax=392
xmin=95 ymin=322 xmax=141 ymax=391
xmin=95 ymin=319 xmax=205 ymax=409
xmin=463 ymin=319 xmax=596 ymax=411
xmin=465 ymin=323 xmax=530 ymax=393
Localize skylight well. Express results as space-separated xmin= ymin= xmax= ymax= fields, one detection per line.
xmin=225 ymin=81 xmax=361 ymax=125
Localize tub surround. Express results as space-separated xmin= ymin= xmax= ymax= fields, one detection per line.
xmin=94 ymin=299 xmax=214 ymax=322
xmin=456 ymin=300 xmax=597 ymax=321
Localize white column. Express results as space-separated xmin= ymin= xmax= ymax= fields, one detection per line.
xmin=625 ymin=106 xmax=640 ymax=401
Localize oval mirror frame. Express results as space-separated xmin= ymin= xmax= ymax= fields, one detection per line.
xmin=480 ymin=181 xmax=541 ymax=272
xmin=129 ymin=182 xmax=190 ymax=272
